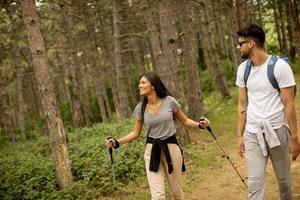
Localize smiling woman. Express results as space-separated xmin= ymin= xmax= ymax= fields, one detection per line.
xmin=105 ymin=72 xmax=210 ymax=200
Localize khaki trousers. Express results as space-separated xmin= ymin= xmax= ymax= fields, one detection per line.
xmin=144 ymin=143 xmax=184 ymax=200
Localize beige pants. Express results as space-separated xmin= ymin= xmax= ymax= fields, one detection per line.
xmin=144 ymin=143 xmax=184 ymax=200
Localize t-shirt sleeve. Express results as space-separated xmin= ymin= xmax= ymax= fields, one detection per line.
xmin=132 ymin=102 xmax=142 ymax=120
xmin=235 ymin=61 xmax=247 ymax=88
xmin=274 ymin=59 xmax=296 ymax=88
xmin=167 ymin=96 xmax=181 ymax=113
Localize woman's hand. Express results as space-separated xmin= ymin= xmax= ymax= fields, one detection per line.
xmin=199 ymin=117 xmax=210 ymax=129
xmin=106 ymin=137 xmax=119 ymax=149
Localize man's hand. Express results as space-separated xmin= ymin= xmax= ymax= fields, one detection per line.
xmin=237 ymin=136 xmax=245 ymax=158
xmin=289 ymin=138 xmax=300 ymax=161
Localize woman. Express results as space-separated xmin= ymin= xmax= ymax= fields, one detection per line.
xmin=106 ymin=72 xmax=209 ymax=200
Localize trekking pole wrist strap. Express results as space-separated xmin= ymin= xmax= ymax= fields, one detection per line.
xmin=107 ymin=137 xmax=120 ymax=149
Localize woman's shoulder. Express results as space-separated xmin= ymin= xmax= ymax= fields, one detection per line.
xmin=164 ymin=96 xmax=178 ymax=103
xmin=133 ymin=101 xmax=143 ymax=111
xmin=135 ymin=101 xmax=143 ymax=107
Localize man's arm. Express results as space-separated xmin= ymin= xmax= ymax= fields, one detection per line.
xmin=237 ymin=87 xmax=247 ymax=158
xmin=280 ymin=86 xmax=299 ymax=160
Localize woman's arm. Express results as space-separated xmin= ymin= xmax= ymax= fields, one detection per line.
xmin=175 ymin=109 xmax=209 ymax=129
xmin=106 ymin=120 xmax=143 ymax=148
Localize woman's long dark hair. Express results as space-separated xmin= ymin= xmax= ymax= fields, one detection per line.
xmin=139 ymin=72 xmax=172 ymax=123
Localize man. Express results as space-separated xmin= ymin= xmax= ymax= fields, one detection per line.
xmin=235 ymin=24 xmax=300 ymax=200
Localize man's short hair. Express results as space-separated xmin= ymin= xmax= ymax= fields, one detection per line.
xmin=237 ymin=24 xmax=265 ymax=48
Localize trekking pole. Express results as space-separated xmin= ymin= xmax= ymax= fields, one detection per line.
xmin=108 ymin=147 xmax=116 ymax=188
xmin=203 ymin=124 xmax=248 ymax=189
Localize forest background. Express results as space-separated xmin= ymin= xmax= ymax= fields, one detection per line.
xmin=0 ymin=0 xmax=300 ymax=199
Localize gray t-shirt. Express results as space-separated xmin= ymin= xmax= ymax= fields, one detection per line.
xmin=132 ymin=96 xmax=181 ymax=140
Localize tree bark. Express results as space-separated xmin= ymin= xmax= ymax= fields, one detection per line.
xmin=178 ymin=0 xmax=204 ymax=119
xmin=51 ymin=3 xmax=72 ymax=105
xmin=159 ymin=0 xmax=190 ymax=143
xmin=20 ymin=0 xmax=72 ymax=189
xmin=287 ymin=0 xmax=300 ymax=63
xmin=158 ymin=0 xmax=185 ymax=104
xmin=96 ymin=11 xmax=121 ymax=117
xmin=6 ymin=2 xmax=27 ymax=140
xmin=200 ymin=0 xmax=230 ymax=98
xmin=140 ymin=0 xmax=163 ymax=70
xmin=226 ymin=0 xmax=240 ymax=65
xmin=0 ymin=82 xmax=16 ymax=143
xmin=60 ymin=1 xmax=86 ymax=127
xmin=89 ymin=52 xmax=109 ymax=122
xmin=112 ymin=0 xmax=131 ymax=118
xmin=277 ymin=1 xmax=289 ymax=56
xmin=271 ymin=0 xmax=283 ymax=53
xmin=257 ymin=0 xmax=264 ymax=27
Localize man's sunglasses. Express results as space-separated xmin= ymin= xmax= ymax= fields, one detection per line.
xmin=238 ymin=40 xmax=250 ymax=47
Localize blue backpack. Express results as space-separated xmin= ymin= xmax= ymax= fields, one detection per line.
xmin=243 ymin=55 xmax=297 ymax=97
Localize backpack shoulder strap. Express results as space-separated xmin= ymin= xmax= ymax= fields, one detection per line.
xmin=267 ymin=55 xmax=279 ymax=90
xmin=243 ymin=59 xmax=252 ymax=87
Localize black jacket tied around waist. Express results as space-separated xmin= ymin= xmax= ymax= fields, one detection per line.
xmin=146 ymin=134 xmax=185 ymax=174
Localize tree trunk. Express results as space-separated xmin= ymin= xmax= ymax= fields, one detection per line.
xmin=257 ymin=0 xmax=264 ymax=27
xmin=112 ymin=0 xmax=131 ymax=118
xmin=159 ymin=0 xmax=190 ymax=143
xmin=60 ymin=1 xmax=86 ymax=127
xmin=178 ymin=0 xmax=204 ymax=119
xmin=226 ymin=0 xmax=240 ymax=65
xmin=51 ymin=3 xmax=72 ymax=105
xmin=158 ymin=0 xmax=185 ymax=104
xmin=89 ymin=53 xmax=109 ymax=122
xmin=127 ymin=3 xmax=144 ymax=76
xmin=236 ymin=0 xmax=244 ymax=30
xmin=20 ymin=0 xmax=73 ymax=189
xmin=212 ymin=0 xmax=226 ymax=58
xmin=288 ymin=0 xmax=300 ymax=63
xmin=278 ymin=1 xmax=289 ymax=56
xmin=16 ymin=60 xmax=26 ymax=140
xmin=6 ymin=2 xmax=27 ymax=140
xmin=0 ymin=83 xmax=16 ymax=143
xmin=95 ymin=9 xmax=121 ymax=117
xmin=271 ymin=0 xmax=283 ymax=53
xmin=140 ymin=0 xmax=163 ymax=70
xmin=103 ymin=86 xmax=112 ymax=119
xmin=200 ymin=0 xmax=230 ymax=98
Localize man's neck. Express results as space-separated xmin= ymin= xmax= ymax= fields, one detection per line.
xmin=250 ymin=48 xmax=269 ymax=67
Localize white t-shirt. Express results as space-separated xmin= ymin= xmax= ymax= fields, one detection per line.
xmin=235 ymin=56 xmax=296 ymax=133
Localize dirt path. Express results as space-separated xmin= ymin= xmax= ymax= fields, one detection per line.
xmin=185 ymin=148 xmax=300 ymax=200
xmin=185 ymin=107 xmax=300 ymax=200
